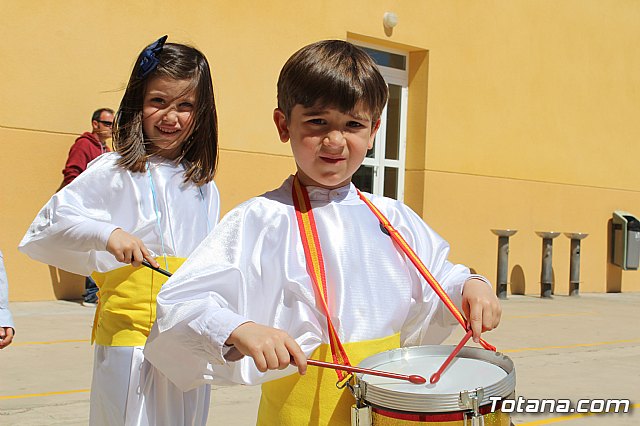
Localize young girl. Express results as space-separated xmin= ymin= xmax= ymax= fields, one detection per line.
xmin=19 ymin=36 xmax=219 ymax=425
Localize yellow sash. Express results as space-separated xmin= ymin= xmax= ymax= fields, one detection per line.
xmin=258 ymin=333 xmax=400 ymax=426
xmin=91 ymin=257 xmax=185 ymax=346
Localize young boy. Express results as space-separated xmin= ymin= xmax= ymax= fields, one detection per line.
xmin=144 ymin=40 xmax=501 ymax=425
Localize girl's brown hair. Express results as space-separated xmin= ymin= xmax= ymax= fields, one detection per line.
xmin=113 ymin=40 xmax=218 ymax=186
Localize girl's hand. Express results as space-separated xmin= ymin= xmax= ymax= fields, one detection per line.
xmin=106 ymin=228 xmax=159 ymax=268
xmin=0 ymin=326 xmax=14 ymax=349
xmin=226 ymin=322 xmax=307 ymax=375
xmin=461 ymin=278 xmax=502 ymax=343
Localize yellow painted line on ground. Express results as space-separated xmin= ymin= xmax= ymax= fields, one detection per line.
xmin=517 ymin=403 xmax=640 ymax=425
xmin=507 ymin=312 xmax=597 ymax=319
xmin=12 ymin=339 xmax=90 ymax=347
xmin=502 ymin=338 xmax=640 ymax=354
xmin=0 ymin=389 xmax=89 ymax=400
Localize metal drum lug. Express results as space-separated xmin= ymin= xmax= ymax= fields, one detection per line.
xmin=460 ymin=387 xmax=485 ymax=426
xmin=351 ymin=404 xmax=372 ymax=426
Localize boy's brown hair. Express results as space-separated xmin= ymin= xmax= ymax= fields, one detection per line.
xmin=113 ymin=41 xmax=218 ymax=186
xmin=277 ymin=40 xmax=388 ymax=122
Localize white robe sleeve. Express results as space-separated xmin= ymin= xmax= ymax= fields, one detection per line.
xmin=19 ymin=154 xmax=220 ymax=276
xmin=144 ymin=200 xmax=324 ymax=391
xmin=385 ymin=200 xmax=491 ymax=346
xmin=18 ymin=155 xmax=119 ymax=276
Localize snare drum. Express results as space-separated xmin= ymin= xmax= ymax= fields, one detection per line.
xmin=351 ymin=345 xmax=515 ymax=426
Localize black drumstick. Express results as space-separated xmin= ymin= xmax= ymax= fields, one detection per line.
xmin=141 ymin=260 xmax=173 ymax=277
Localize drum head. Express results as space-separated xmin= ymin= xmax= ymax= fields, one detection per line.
xmin=357 ymin=345 xmax=516 ymax=413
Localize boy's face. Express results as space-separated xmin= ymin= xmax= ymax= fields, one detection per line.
xmin=274 ymin=103 xmax=380 ymax=189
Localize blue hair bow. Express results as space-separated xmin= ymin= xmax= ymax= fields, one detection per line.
xmin=138 ymin=35 xmax=168 ymax=79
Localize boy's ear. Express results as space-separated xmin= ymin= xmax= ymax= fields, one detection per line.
xmin=273 ymin=109 xmax=290 ymax=143
xmin=368 ymin=118 xmax=381 ymax=150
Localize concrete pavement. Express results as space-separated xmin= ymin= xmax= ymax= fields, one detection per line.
xmin=0 ymin=293 xmax=638 ymax=425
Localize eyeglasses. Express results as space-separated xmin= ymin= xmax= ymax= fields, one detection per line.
xmin=96 ymin=120 xmax=113 ymax=127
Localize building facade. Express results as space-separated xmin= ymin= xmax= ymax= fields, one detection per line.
xmin=2 ymin=1 xmax=640 ymax=300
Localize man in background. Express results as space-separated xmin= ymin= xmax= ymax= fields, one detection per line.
xmin=60 ymin=108 xmax=114 ymax=187
xmin=60 ymin=108 xmax=114 ymax=306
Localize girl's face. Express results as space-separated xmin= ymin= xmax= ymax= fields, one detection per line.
xmin=142 ymin=76 xmax=197 ymax=160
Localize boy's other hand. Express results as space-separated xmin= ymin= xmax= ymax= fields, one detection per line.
xmin=226 ymin=322 xmax=307 ymax=375
xmin=461 ymin=278 xmax=502 ymax=343
xmin=0 ymin=326 xmax=14 ymax=349
xmin=106 ymin=228 xmax=159 ymax=268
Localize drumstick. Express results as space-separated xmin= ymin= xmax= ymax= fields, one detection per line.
xmin=305 ymin=358 xmax=427 ymax=384
xmin=142 ymin=260 xmax=173 ymax=277
xmin=429 ymin=328 xmax=473 ymax=384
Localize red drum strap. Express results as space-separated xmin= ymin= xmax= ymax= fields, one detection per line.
xmin=292 ymin=176 xmax=352 ymax=381
xmin=356 ymin=189 xmax=495 ymax=352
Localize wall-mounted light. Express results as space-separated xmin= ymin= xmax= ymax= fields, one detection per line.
xmin=383 ymin=12 xmax=398 ymax=30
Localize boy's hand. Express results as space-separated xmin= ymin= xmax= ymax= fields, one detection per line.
xmin=0 ymin=326 xmax=14 ymax=349
xmin=106 ymin=228 xmax=159 ymax=268
xmin=226 ymin=322 xmax=307 ymax=375
xmin=461 ymin=278 xmax=502 ymax=343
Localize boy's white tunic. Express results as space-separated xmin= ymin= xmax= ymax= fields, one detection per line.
xmin=19 ymin=153 xmax=220 ymax=426
xmin=145 ymin=176 xmax=485 ymax=396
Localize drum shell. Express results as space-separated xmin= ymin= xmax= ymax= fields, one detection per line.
xmin=355 ymin=345 xmax=516 ymax=425
xmin=367 ymin=400 xmax=512 ymax=425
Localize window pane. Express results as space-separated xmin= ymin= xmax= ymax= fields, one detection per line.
xmin=383 ymin=167 xmax=398 ymax=199
xmin=353 ymin=165 xmax=374 ymax=192
xmin=385 ymin=84 xmax=401 ymax=160
xmin=361 ymin=47 xmax=406 ymax=70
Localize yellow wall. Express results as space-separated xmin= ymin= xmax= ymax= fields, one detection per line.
xmin=2 ymin=1 xmax=640 ymax=300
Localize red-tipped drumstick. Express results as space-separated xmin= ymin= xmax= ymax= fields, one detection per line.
xmin=429 ymin=328 xmax=474 ymax=384
xmin=305 ymin=359 xmax=426 ymax=384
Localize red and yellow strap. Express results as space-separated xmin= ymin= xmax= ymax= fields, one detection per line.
xmin=292 ymin=176 xmax=352 ymax=380
xmin=356 ymin=190 xmax=496 ymax=352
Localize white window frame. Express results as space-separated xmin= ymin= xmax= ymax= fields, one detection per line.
xmin=352 ymin=40 xmax=409 ymax=201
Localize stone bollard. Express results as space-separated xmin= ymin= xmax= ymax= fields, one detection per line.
xmin=491 ymin=229 xmax=517 ymax=299
xmin=535 ymin=232 xmax=560 ymax=298
xmin=564 ymin=233 xmax=588 ymax=296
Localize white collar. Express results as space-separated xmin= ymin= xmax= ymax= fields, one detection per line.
xmin=284 ymin=175 xmax=359 ymax=203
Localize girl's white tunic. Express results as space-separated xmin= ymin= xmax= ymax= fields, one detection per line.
xmin=19 ymin=152 xmax=220 ymax=426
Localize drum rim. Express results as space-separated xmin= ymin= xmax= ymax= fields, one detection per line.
xmin=356 ymin=345 xmax=516 ymax=413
